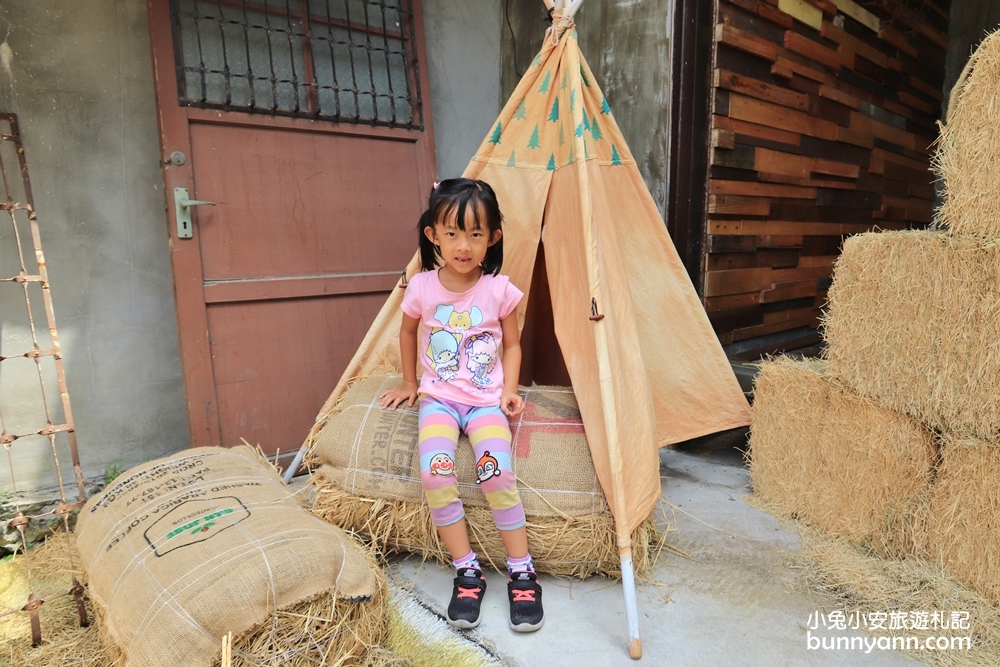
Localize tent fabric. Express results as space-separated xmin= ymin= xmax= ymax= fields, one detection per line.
xmin=314 ymin=21 xmax=750 ymax=537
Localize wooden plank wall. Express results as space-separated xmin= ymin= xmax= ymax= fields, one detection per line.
xmin=706 ymin=0 xmax=949 ymax=349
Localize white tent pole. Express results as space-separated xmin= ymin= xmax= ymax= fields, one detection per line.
xmin=565 ymin=0 xmax=585 ymax=18
xmin=621 ymin=551 xmax=642 ymax=659
xmin=591 ymin=312 xmax=643 ymax=658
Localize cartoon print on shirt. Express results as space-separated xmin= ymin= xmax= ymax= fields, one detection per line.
xmin=434 ymin=304 xmax=483 ymax=333
xmin=426 ymin=329 xmax=462 ymax=381
xmin=429 ymin=452 xmax=456 ymax=477
xmin=476 ymin=451 xmax=502 ymax=484
xmin=464 ymin=332 xmax=498 ymax=390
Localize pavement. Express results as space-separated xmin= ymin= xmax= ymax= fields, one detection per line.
xmin=390 ymin=432 xmax=923 ymax=667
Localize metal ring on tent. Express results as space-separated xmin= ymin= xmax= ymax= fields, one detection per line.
xmin=589 ymin=297 xmax=604 ymax=321
xmin=399 ymin=270 xmax=409 ymax=289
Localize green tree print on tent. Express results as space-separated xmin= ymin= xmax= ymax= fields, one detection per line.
xmin=580 ymin=64 xmax=591 ymax=87
xmin=489 ymin=121 xmax=502 ymax=145
xmin=514 ymin=99 xmax=527 ymax=120
xmin=547 ymin=154 xmax=557 ymax=171
xmin=568 ymin=145 xmax=574 ymax=164
xmin=538 ymin=70 xmax=551 ymax=93
xmin=591 ymin=119 xmax=603 ymax=141
xmin=528 ymin=125 xmax=541 ymax=149
xmin=507 ymin=151 xmax=517 ymax=166
xmin=549 ymin=98 xmax=560 ymax=122
xmin=583 ymin=108 xmax=591 ymax=131
xmin=611 ymin=144 xmax=622 ymax=165
xmin=575 ymin=122 xmax=584 ymax=138
xmin=531 ymin=53 xmax=542 ymax=68
xmin=601 ymin=97 xmax=612 ymax=115
xmin=560 ymin=124 xmax=566 ymax=146
xmin=561 ymin=70 xmax=570 ymax=90
xmin=570 ymin=89 xmax=577 ymax=112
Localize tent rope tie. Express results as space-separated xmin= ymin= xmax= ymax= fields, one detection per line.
xmin=545 ymin=13 xmax=574 ymax=46
xmin=589 ymin=297 xmax=604 ymax=321
xmin=399 ymin=269 xmax=409 ymax=289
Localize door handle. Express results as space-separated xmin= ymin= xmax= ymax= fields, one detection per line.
xmin=173 ymin=186 xmax=216 ymax=239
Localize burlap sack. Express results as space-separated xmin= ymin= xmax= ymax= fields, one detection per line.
xmin=312 ymin=375 xmax=608 ymax=517
xmin=75 ymin=446 xmax=378 ymax=667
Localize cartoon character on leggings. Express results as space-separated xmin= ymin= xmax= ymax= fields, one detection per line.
xmin=464 ymin=332 xmax=498 ymax=390
xmin=476 ymin=451 xmax=502 ymax=485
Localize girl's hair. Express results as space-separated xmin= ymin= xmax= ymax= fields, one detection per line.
xmin=417 ymin=178 xmax=504 ymax=275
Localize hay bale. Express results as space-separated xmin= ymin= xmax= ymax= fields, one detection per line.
xmin=935 ymin=29 xmax=1000 ymax=238
xmin=824 ymin=229 xmax=1000 ymax=440
xmin=749 ymin=357 xmax=935 ymax=557
xmin=920 ymin=435 xmax=1000 ymax=607
xmin=796 ymin=526 xmax=1000 ymax=667
xmin=307 ymin=375 xmax=662 ymax=578
xmin=75 ymin=447 xmax=388 ymax=667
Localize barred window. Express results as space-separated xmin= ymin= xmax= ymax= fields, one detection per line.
xmin=170 ymin=0 xmax=422 ymax=128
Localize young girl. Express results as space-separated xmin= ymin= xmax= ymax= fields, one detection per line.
xmin=379 ymin=178 xmax=543 ymax=633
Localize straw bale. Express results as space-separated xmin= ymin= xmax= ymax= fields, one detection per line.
xmin=308 ymin=470 xmax=662 ymax=579
xmin=919 ymin=434 xmax=1000 ymax=607
xmin=749 ymin=357 xmax=935 ymax=557
xmin=0 ymin=532 xmax=109 ymax=667
xmin=797 ymin=526 xmax=1000 ymax=667
xmin=824 ymin=229 xmax=1000 ymax=440
xmin=935 ymin=29 xmax=1000 ymax=238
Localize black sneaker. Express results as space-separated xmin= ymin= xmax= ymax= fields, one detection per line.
xmin=447 ymin=567 xmax=487 ymax=629
xmin=507 ymin=570 xmax=544 ymax=632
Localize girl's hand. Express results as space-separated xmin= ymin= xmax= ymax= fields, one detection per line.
xmin=380 ymin=382 xmax=418 ymax=410
xmin=500 ymin=391 xmax=524 ymax=418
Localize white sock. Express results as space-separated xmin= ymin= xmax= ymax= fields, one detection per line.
xmin=507 ymin=553 xmax=534 ymax=575
xmin=453 ymin=551 xmax=481 ymax=572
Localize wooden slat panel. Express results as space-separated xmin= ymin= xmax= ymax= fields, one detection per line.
xmin=709 ymin=220 xmax=878 ymax=235
xmin=705 ymin=292 xmax=762 ymax=310
xmin=778 ymin=0 xmax=823 ymax=29
xmin=713 ymin=114 xmax=803 ymax=147
xmin=822 ymin=21 xmax=901 ymax=71
xmin=760 ymin=279 xmax=817 ymax=302
xmin=819 ymin=84 xmax=862 ymax=109
xmin=705 ymin=267 xmax=774 ymax=297
xmin=715 ymin=69 xmax=811 ymax=110
xmin=716 ymin=23 xmax=780 ymax=61
xmin=784 ymin=31 xmax=841 ymax=70
xmin=709 ymin=194 xmax=772 ymax=215
xmin=710 ymin=179 xmax=819 ymax=198
xmin=728 ymin=93 xmax=839 ymax=140
xmin=828 ymin=0 xmax=880 ymax=32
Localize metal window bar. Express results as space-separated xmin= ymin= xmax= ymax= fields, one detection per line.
xmin=0 ymin=113 xmax=89 ymax=645
xmin=170 ymin=0 xmax=423 ymax=129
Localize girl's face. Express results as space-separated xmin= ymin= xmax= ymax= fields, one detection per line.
xmin=424 ymin=205 xmax=501 ymax=279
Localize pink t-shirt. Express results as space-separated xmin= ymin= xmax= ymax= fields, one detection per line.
xmin=402 ymin=270 xmax=523 ymax=407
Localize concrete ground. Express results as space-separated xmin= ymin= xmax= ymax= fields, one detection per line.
xmin=390 ymin=434 xmax=922 ymax=667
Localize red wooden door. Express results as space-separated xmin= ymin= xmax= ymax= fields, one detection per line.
xmin=147 ymin=0 xmax=435 ymax=460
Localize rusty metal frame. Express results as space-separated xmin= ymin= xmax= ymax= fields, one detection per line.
xmin=0 ymin=112 xmax=89 ymax=646
xmin=169 ymin=0 xmax=424 ymax=129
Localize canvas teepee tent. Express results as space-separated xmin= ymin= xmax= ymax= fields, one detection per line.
xmin=289 ymin=1 xmax=750 ymax=656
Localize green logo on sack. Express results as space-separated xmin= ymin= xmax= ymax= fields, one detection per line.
xmin=165 ymin=507 xmax=235 ymax=540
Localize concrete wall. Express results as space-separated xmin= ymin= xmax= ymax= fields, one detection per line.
xmin=944 ymin=0 xmax=1000 ymax=117
xmin=0 ymin=1 xmax=502 ymax=493
xmin=422 ymin=0 xmax=502 ymax=180
xmin=0 ymin=1 xmax=187 ymax=491
xmin=501 ymin=0 xmax=672 ymax=215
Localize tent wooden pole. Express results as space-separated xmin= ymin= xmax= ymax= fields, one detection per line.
xmin=591 ymin=315 xmax=643 ymax=658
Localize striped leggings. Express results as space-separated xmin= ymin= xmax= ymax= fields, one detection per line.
xmin=418 ymin=396 xmax=526 ymax=531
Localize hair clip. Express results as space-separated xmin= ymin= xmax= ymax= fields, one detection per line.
xmin=433 ymin=180 xmax=441 ymax=190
